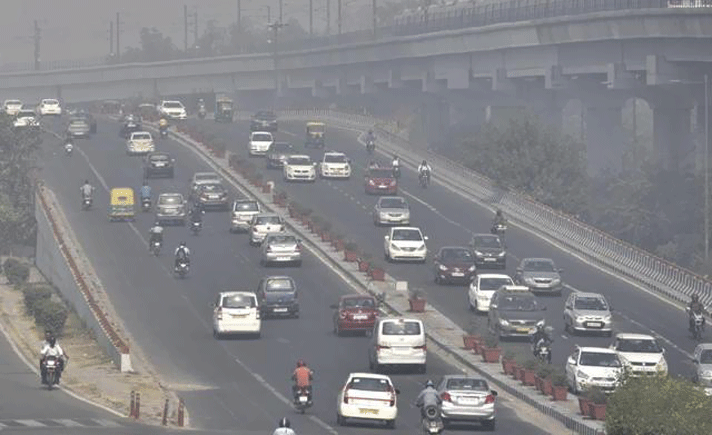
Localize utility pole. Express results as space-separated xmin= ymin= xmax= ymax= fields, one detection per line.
xmin=116 ymin=12 xmax=121 ymax=62
xmin=237 ymin=0 xmax=242 ymax=34
xmin=279 ymin=0 xmax=284 ymax=23
xmin=338 ymin=0 xmax=342 ymax=35
xmin=372 ymin=0 xmax=377 ymax=35
xmin=266 ymin=6 xmax=271 ymax=24
xmin=705 ymin=74 xmax=710 ymax=263
xmin=326 ymin=0 xmax=331 ymax=35
xmin=109 ymin=21 xmax=114 ymax=57
xmin=184 ymin=4 xmax=188 ymax=52
xmin=33 ymin=20 xmax=41 ymax=71
xmin=268 ymin=20 xmax=288 ymax=102
xmin=193 ymin=11 xmax=198 ymax=47
xmin=309 ymin=0 xmax=313 ymax=36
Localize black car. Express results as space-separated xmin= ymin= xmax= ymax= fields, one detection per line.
xmin=470 ymin=233 xmax=507 ymax=269
xmin=119 ymin=115 xmax=142 ymax=138
xmin=433 ymin=246 xmax=477 ymax=284
xmin=74 ymin=111 xmax=97 ymax=134
xmin=143 ymin=152 xmax=175 ymax=178
xmin=266 ymin=142 xmax=294 ymax=169
xmin=488 ymin=287 xmax=546 ymax=340
xmin=251 ymin=110 xmax=278 ymax=132
xmin=256 ymin=276 xmax=299 ymax=318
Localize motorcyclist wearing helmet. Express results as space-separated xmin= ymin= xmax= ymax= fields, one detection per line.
xmin=367 ymin=160 xmax=380 ymax=171
xmin=159 ymin=116 xmax=169 ymax=129
xmin=391 ymin=154 xmax=400 ymax=169
xmin=417 ymin=160 xmax=432 ymax=178
xmin=366 ymin=130 xmax=376 ymax=146
xmin=40 ymin=336 xmax=68 ymax=384
xmin=80 ymin=179 xmax=94 ymax=202
xmin=414 ymin=380 xmax=442 ymax=418
xmin=688 ymin=294 xmax=709 ymax=332
xmin=189 ymin=202 xmax=205 ymax=223
xmin=493 ymin=209 xmax=507 ymax=227
xmin=530 ymin=324 xmax=553 ymax=357
xmin=149 ymin=221 xmax=164 ymax=249
xmin=291 ymin=359 xmax=314 ymax=398
xmin=174 ymin=242 xmax=190 ymax=269
xmin=272 ymin=417 xmax=296 ymax=435
xmin=140 ymin=181 xmax=151 ymax=202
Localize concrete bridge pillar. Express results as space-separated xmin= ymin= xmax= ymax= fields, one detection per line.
xmin=653 ymin=105 xmax=694 ymax=172
xmin=412 ymin=96 xmax=450 ymax=149
xmin=584 ymin=101 xmax=624 ymax=174
xmin=694 ymin=98 xmax=712 ymax=173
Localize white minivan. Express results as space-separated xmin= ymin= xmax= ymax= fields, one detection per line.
xmin=212 ymin=291 xmax=261 ymax=338
xmin=369 ymin=317 xmax=426 ymax=373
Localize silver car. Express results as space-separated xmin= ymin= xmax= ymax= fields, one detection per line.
xmin=692 ymin=344 xmax=712 ymax=394
xmin=67 ymin=118 xmax=91 ymax=137
xmin=249 ymin=213 xmax=285 ymax=245
xmin=515 ymin=258 xmax=563 ymax=295
xmin=563 ymin=292 xmax=613 ymax=336
xmin=230 ymin=200 xmax=260 ymax=233
xmin=156 ymin=193 xmax=186 ymax=225
xmin=437 ymin=376 xmax=497 ymax=430
xmin=260 ymin=232 xmax=302 ymax=267
xmin=373 ymin=196 xmax=410 ymax=226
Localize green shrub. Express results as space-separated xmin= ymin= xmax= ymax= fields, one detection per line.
xmin=550 ymin=369 xmax=568 ymax=386
xmin=22 ymin=284 xmax=52 ymax=315
xmin=523 ymin=358 xmax=538 ymax=371
xmin=536 ymin=363 xmax=554 ymax=379
xmin=4 ymin=258 xmax=30 ymax=285
xmin=33 ymin=299 xmax=69 ymax=337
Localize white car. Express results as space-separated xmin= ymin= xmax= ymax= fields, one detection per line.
xmin=13 ymin=110 xmax=39 ymax=128
xmin=212 ymin=291 xmax=261 ymax=338
xmin=319 ymin=151 xmax=351 ymax=179
xmin=3 ymin=99 xmax=22 ymax=116
xmin=563 ymin=292 xmax=613 ymax=336
xmin=610 ymin=333 xmax=667 ymax=376
xmin=248 ymin=131 xmax=274 ymax=156
xmin=283 ymin=155 xmax=317 ymax=182
xmin=468 ymin=274 xmax=514 ymax=313
xmin=336 ymin=372 xmax=399 ymax=428
xmin=384 ymin=227 xmax=428 ymax=262
xmin=565 ymin=346 xmax=623 ymax=394
xmin=37 ymin=99 xmax=62 ymax=116
xmin=230 ymin=200 xmax=261 ymax=233
xmin=249 ymin=213 xmax=285 ymax=246
xmin=190 ymin=172 xmax=221 ymax=197
xmin=126 ymin=131 xmax=155 ymax=155
xmin=369 ymin=318 xmax=427 ymax=373
xmin=158 ymin=100 xmax=187 ymax=120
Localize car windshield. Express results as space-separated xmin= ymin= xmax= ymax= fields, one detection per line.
xmin=217 ymin=101 xmax=232 ymax=109
xmin=69 ymin=120 xmax=87 ymax=126
xmin=195 ymin=174 xmax=219 ymax=182
xmin=256 ymin=111 xmax=276 ymax=119
xmin=5 ymin=100 xmax=21 ymax=106
xmin=324 ymin=154 xmax=347 ymax=163
xmin=253 ymin=133 xmax=272 ymax=142
xmin=579 ymin=352 xmax=621 ymax=367
xmin=474 ymin=236 xmax=501 ymax=248
xmin=200 ymin=184 xmax=225 ymax=193
xmin=369 ymin=169 xmax=394 ymax=178
xmin=268 ymin=235 xmax=297 ymax=245
xmin=288 ymin=157 xmax=312 ymax=165
xmin=342 ymin=298 xmax=376 ymax=309
xmin=308 ymin=124 xmax=325 ymax=133
xmin=445 ymin=378 xmax=489 ymax=391
xmin=499 ymin=294 xmax=538 ymax=311
xmin=18 ymin=111 xmax=35 ymax=118
xmin=159 ymin=195 xmax=182 ymax=205
xmin=255 ymin=216 xmax=281 ymax=225
xmin=43 ymin=100 xmax=59 ymax=105
xmin=441 ymin=249 xmax=473 ymax=261
xmin=235 ymin=202 xmax=258 ymax=212
xmin=616 ymin=339 xmax=662 ymax=353
xmin=574 ymin=297 xmax=608 ymax=311
xmin=480 ymin=277 xmax=514 ymax=291
xmin=164 ymin=102 xmax=183 ymax=108
xmin=132 ymin=133 xmax=151 ymax=140
xmin=382 ymin=321 xmax=421 ymax=335
xmin=270 ymin=143 xmax=291 ymax=152
xmin=701 ymin=350 xmax=712 ymax=364
xmin=222 ymin=295 xmax=256 ymax=309
xmin=380 ymin=198 xmax=406 ymax=209
xmin=348 ymin=377 xmax=392 ymax=392
xmin=265 ymin=278 xmax=294 ymax=292
xmin=150 ymin=154 xmax=169 ymax=162
xmin=392 ymin=229 xmax=422 ymax=241
xmin=523 ymin=260 xmax=556 ymax=272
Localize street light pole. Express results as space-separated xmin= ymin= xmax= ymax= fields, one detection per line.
xmin=705 ymin=73 xmax=710 ymax=263
xmin=268 ymin=20 xmax=288 ymax=105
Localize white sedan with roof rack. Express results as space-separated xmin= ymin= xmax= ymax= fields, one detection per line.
xmin=212 ymin=291 xmax=261 ymax=338
xmin=319 ymin=151 xmax=351 ymax=179
xmin=336 ymin=372 xmax=399 ymax=428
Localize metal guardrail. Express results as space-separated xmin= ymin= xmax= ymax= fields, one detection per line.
xmin=237 ymin=108 xmax=712 ymax=309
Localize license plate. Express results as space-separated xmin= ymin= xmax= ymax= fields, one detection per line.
xmin=231 ymin=314 xmax=247 ymax=318
xmin=273 ymin=308 xmax=288 ymax=313
xmin=451 ymin=272 xmax=464 ymax=277
xmin=516 ymin=327 xmax=530 ymax=333
xmin=484 ymin=258 xmax=496 ymax=262
xmin=299 ymin=396 xmax=308 ymax=403
xmin=586 ymin=322 xmax=603 ymax=328
xmin=155 ymin=163 xmax=165 ymax=167
xmin=359 ymin=409 xmax=378 ymax=415
xmin=353 ymin=315 xmax=368 ymax=320
xmin=459 ymin=397 xmax=481 ymax=405
xmin=277 ymin=257 xmax=291 ymax=261
xmin=378 ymin=185 xmax=387 ymax=189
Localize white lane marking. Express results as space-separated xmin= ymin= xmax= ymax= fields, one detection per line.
xmin=93 ymin=419 xmax=121 ymax=427
xmin=14 ymin=420 xmax=45 ymax=427
xmin=53 ymin=419 xmax=84 ymax=427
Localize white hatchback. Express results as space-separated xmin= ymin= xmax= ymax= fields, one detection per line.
xmin=248 ymin=131 xmax=274 ymax=156
xmin=336 ymin=372 xmax=399 ymax=429
xmin=384 ymin=227 xmax=428 ymax=262
xmin=468 ymin=274 xmax=515 ymax=313
xmin=565 ymin=346 xmax=623 ymax=394
xmin=212 ymin=291 xmax=261 ymax=338
xmin=319 ymin=151 xmax=351 ymax=179
xmin=283 ymin=155 xmax=317 ymax=182
xmin=126 ymin=131 xmax=155 ymax=155
xmin=3 ymin=99 xmax=22 ymax=116
xmin=38 ymin=99 xmax=62 ymax=116
xmin=158 ymin=100 xmax=187 ymax=119
xmin=610 ymin=333 xmax=668 ymax=376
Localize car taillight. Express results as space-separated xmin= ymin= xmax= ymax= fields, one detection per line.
xmin=216 ymin=308 xmax=223 ymax=320
xmin=389 ymin=180 xmax=397 ymax=186
xmin=368 ymin=179 xmax=375 ymax=185
xmin=441 ymin=392 xmax=452 ymax=402
xmin=339 ymin=311 xmax=348 ymax=319
xmin=485 ymin=394 xmax=496 ymax=404
xmin=266 ymin=246 xmax=273 ymax=253
xmin=343 ymin=389 xmax=350 ymax=403
xmin=295 ymin=244 xmax=302 ymax=252
xmin=255 ymin=310 xmax=261 ymax=319
xmin=388 ymin=388 xmax=396 ymax=406
xmin=414 ymin=344 xmax=426 ymax=351
xmin=376 ymin=345 xmax=390 ymax=351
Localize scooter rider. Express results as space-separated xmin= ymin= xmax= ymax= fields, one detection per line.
xmin=368 ymin=160 xmax=380 ymax=171
xmin=292 ymin=359 xmax=314 ymax=399
xmin=417 ymin=160 xmax=432 ymax=178
xmin=80 ymin=180 xmax=94 ymax=202
xmin=391 ymin=154 xmax=400 ymax=169
xmin=148 ymin=221 xmax=164 ymax=249
xmin=272 ymin=418 xmax=296 ymax=435
xmin=174 ymin=241 xmax=190 ymax=269
xmin=189 ymin=203 xmax=204 ymax=223
xmin=688 ymin=294 xmax=708 ymax=332
xmin=530 ymin=324 xmax=553 ymax=357
xmin=40 ymin=336 xmax=68 ymax=384
xmin=140 ymin=182 xmax=151 ymax=203
xmin=415 ymin=380 xmax=442 ymax=418
xmin=158 ymin=116 xmax=168 ymax=130
xmin=493 ymin=209 xmax=507 ymax=228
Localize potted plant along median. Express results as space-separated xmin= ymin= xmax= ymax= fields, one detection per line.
xmin=550 ymin=369 xmax=569 ymax=401
xmin=535 ymin=363 xmax=554 ymax=393
xmin=501 ymin=349 xmax=517 ymax=375
xmin=481 ymin=333 xmax=501 ymax=363
xmin=585 ymin=386 xmax=607 ymax=420
xmin=462 ymin=318 xmax=482 ymax=351
xmin=358 ymin=252 xmax=373 ymax=272
xmin=332 ymin=233 xmax=346 ymax=251
xmin=522 ymin=359 xmax=538 ymax=387
xmin=273 ymin=190 xmax=288 ymax=207
xmin=319 ymin=220 xmax=333 ymax=242
xmin=408 ymin=289 xmax=426 ymax=313
xmin=309 ymin=215 xmax=323 ymax=234
xmin=299 ymin=207 xmax=313 ymax=226
xmin=288 ymin=200 xmax=302 ymax=219
xmin=344 ymin=241 xmax=359 ymax=262
xmin=368 ymin=260 xmax=386 ymax=281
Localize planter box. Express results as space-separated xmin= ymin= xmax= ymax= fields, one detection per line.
xmin=502 ymin=359 xmax=514 ymax=375
xmin=462 ymin=335 xmax=481 ymax=350
xmin=333 ymin=239 xmax=345 ymax=251
xmin=344 ymin=250 xmax=358 ymax=262
xmin=551 ymin=385 xmax=568 ymax=401
xmin=262 ymin=184 xmax=271 ymax=194
xmin=523 ymin=370 xmax=536 ymax=386
xmin=534 ymin=375 xmax=544 ymax=392
xmin=578 ymin=398 xmax=592 ymax=416
xmin=321 ymin=232 xmax=331 ymax=242
xmin=409 ymin=298 xmax=426 ymax=313
xmin=358 ymin=260 xmax=370 ymax=272
xmin=481 ymin=347 xmax=501 ymax=363
xmin=590 ymin=403 xmax=606 ymax=420
xmin=369 ymin=268 xmax=385 ymax=281
xmin=542 ymin=379 xmax=553 ymax=396
xmin=516 ymin=367 xmax=526 ymax=382
xmin=288 ymin=207 xmax=299 ymax=218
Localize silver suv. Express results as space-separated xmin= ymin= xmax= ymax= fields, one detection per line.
xmin=249 ymin=213 xmax=285 ymax=246
xmin=156 ymin=193 xmax=187 ymax=225
xmin=230 ymin=200 xmax=261 ymax=233
xmin=563 ymin=292 xmax=612 ymax=336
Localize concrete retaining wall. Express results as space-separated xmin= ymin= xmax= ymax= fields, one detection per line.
xmin=34 ymin=183 xmax=132 ymax=372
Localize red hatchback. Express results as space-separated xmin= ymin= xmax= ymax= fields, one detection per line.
xmin=364 ymin=168 xmax=398 ymax=195
xmin=332 ymin=295 xmax=379 ymax=336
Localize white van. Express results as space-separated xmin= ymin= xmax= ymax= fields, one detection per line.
xmin=369 ymin=317 xmax=426 ymax=373
xmin=212 ymin=291 xmax=261 ymax=338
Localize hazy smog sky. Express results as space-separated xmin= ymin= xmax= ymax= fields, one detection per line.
xmin=0 ymin=0 xmax=391 ymax=66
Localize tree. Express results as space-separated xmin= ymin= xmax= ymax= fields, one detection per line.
xmin=458 ymin=115 xmax=588 ymax=215
xmin=122 ymin=28 xmax=178 ymax=63
xmin=606 ymin=374 xmax=712 ymax=435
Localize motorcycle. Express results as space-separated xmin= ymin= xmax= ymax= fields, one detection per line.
xmin=82 ymin=195 xmax=92 ymax=211
xmin=191 ymin=220 xmax=202 ymax=235
xmin=392 ymin=165 xmax=401 ymax=179
xmin=64 ymin=142 xmax=73 ymax=156
xmin=420 ymin=404 xmax=444 ymax=434
xmin=175 ymin=259 xmax=190 ymax=278
xmin=150 ymin=239 xmax=162 ymax=256
xmin=42 ymin=356 xmax=60 ymax=390
xmin=491 ymin=223 xmax=507 ymax=247
xmin=159 ymin=127 xmax=168 ymax=139
xmin=197 ymin=105 xmax=207 ymax=120
xmin=688 ymin=308 xmax=705 ymax=340
xmin=141 ymin=197 xmax=151 ymax=213
xmin=293 ymin=386 xmax=313 ymax=414
xmin=535 ymin=340 xmax=552 ymax=364
xmin=366 ymin=139 xmax=375 ymax=155
xmin=419 ymin=170 xmax=430 ymax=189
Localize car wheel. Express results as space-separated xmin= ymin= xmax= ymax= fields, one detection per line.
xmin=293 ymin=312 xmax=300 ymax=319
xmin=385 ymin=419 xmax=395 ymax=429
xmin=213 ymin=330 xmax=221 ymax=340
xmin=336 ymin=413 xmax=346 ymax=426
xmin=564 ymin=321 xmax=572 ymax=335
xmin=482 ymin=419 xmax=496 ymax=431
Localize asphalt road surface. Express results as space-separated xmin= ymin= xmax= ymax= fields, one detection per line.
xmin=36 ymin=117 xmax=555 ymax=434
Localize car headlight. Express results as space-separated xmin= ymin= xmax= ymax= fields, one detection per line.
xmin=390 ymin=243 xmax=401 ymax=251
xmin=702 ymin=370 xmax=712 ymax=377
xmin=468 ymin=265 xmax=476 ymax=272
xmin=524 ymin=277 xmax=536 ymax=284
xmin=499 ymin=319 xmax=509 ymax=326
xmin=576 ymin=370 xmax=589 ymax=380
xmin=417 ymin=244 xmax=426 ymax=251
xmin=498 ymin=251 xmax=506 ymax=257
xmin=438 ymin=264 xmax=448 ymax=271
xmin=657 ymin=359 xmax=668 ymax=371
xmin=474 ymin=251 xmax=483 ymax=256
xmin=603 ymin=315 xmax=612 ymax=322
xmin=536 ymin=319 xmax=545 ymax=327
xmin=379 ymin=212 xmax=388 ymax=218
xmin=552 ymin=278 xmax=561 ymax=284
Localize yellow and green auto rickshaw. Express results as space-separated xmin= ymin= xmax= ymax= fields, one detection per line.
xmin=215 ymin=98 xmax=234 ymax=123
xmin=108 ymin=187 xmax=135 ymax=221
xmin=305 ymin=121 xmax=326 ymax=148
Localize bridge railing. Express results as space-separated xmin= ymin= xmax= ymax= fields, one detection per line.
xmin=236 ymin=108 xmax=712 ymax=308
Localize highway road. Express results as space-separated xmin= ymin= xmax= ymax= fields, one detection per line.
xmin=36 ymin=117 xmax=556 ymax=434
xmin=192 ymin=117 xmax=696 ymax=378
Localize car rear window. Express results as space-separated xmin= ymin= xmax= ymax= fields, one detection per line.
xmin=222 ymin=294 xmax=256 ymax=308
xmin=252 ymin=133 xmax=272 ymax=142
xmin=445 ymin=378 xmax=489 ymax=391
xmin=235 ymin=202 xmax=258 ymax=211
xmin=255 ymin=216 xmax=281 ymax=225
xmin=342 ymin=298 xmax=376 ymax=309
xmin=480 ymin=277 xmax=514 ymax=291
xmin=574 ymin=297 xmax=608 ymax=310
xmin=498 ymin=294 xmax=538 ymax=311
xmin=200 ymin=184 xmax=225 ymax=193
xmin=441 ymin=248 xmax=473 ymax=261
xmin=195 ymin=174 xmax=219 ymax=182
xmin=523 ymin=260 xmax=556 ymax=272
xmin=270 ymin=143 xmax=291 ymax=152
xmin=382 ymin=321 xmax=421 ymax=335
xmin=474 ymin=236 xmax=502 ymax=248
xmin=580 ymin=352 xmax=621 ymax=367
xmin=18 ymin=111 xmax=35 ymax=118
xmin=267 ymin=235 xmax=296 ymax=244
xmin=265 ymin=278 xmax=294 ymax=292
xmin=163 ymin=102 xmax=183 ymax=108
xmin=701 ymin=350 xmax=712 ymax=364
xmin=159 ymin=195 xmax=182 ymax=205
xmin=150 ymin=154 xmax=169 ymax=162
xmin=288 ymin=157 xmax=312 ymax=165
xmin=392 ymin=229 xmax=422 ymax=241
xmin=380 ymin=198 xmax=406 ymax=208
xmin=348 ymin=377 xmax=392 ymax=392
xmin=369 ymin=169 xmax=394 ymax=178
xmin=133 ymin=133 xmax=151 ymax=140
xmin=324 ymin=154 xmax=347 ymax=163
xmin=616 ymin=339 xmax=662 ymax=353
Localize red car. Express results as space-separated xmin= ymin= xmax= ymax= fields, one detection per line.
xmin=364 ymin=168 xmax=397 ymax=195
xmin=331 ymin=295 xmax=379 ymax=336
